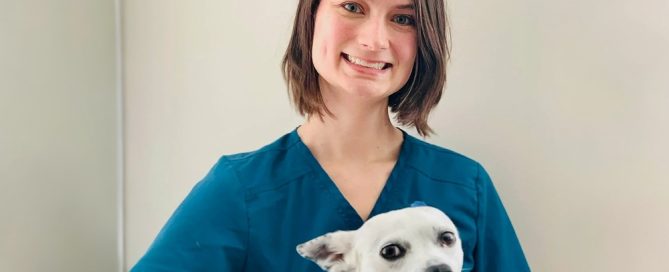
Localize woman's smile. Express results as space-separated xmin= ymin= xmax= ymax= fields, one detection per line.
xmin=341 ymin=53 xmax=392 ymax=76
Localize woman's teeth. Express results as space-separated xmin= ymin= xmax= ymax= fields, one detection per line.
xmin=344 ymin=54 xmax=388 ymax=70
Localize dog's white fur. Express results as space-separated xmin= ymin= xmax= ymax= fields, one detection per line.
xmin=297 ymin=206 xmax=463 ymax=272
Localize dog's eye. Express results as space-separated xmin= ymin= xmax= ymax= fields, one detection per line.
xmin=439 ymin=232 xmax=456 ymax=247
xmin=380 ymin=244 xmax=406 ymax=261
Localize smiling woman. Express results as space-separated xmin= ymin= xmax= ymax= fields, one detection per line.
xmin=131 ymin=0 xmax=529 ymax=271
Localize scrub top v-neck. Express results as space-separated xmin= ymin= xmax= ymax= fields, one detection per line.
xmin=131 ymin=128 xmax=530 ymax=272
xmin=297 ymin=128 xmax=406 ymax=226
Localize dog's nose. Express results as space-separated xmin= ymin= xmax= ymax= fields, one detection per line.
xmin=425 ymin=264 xmax=452 ymax=272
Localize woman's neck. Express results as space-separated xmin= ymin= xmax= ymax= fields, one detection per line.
xmin=296 ymin=90 xmax=403 ymax=164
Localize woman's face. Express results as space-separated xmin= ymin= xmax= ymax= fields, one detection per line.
xmin=311 ymin=0 xmax=418 ymax=101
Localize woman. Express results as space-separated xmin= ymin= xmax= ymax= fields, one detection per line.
xmin=132 ymin=0 xmax=530 ymax=271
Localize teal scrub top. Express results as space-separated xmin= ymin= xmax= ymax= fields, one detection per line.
xmin=131 ymin=128 xmax=530 ymax=271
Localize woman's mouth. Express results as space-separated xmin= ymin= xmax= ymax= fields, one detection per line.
xmin=342 ymin=53 xmax=392 ymax=71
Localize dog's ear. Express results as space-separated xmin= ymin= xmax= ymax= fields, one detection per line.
xmin=296 ymin=230 xmax=356 ymax=271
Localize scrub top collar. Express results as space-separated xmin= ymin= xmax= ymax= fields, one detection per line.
xmin=290 ymin=126 xmax=413 ymax=227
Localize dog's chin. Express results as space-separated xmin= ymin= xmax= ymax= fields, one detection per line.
xmin=356 ymin=259 xmax=460 ymax=272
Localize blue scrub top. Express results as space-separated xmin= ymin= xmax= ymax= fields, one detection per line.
xmin=132 ymin=128 xmax=530 ymax=271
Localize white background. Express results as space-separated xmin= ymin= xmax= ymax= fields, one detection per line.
xmin=1 ymin=0 xmax=119 ymax=271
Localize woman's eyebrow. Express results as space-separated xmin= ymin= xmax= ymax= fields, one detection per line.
xmin=395 ymin=4 xmax=415 ymax=10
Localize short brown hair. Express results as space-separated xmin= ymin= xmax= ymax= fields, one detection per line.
xmin=282 ymin=0 xmax=451 ymax=137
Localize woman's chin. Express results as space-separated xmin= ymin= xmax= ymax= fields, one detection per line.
xmin=339 ymin=83 xmax=393 ymax=100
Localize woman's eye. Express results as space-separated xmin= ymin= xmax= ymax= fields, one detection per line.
xmin=393 ymin=15 xmax=415 ymax=26
xmin=342 ymin=2 xmax=363 ymax=13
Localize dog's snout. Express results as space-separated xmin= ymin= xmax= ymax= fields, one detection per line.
xmin=425 ymin=264 xmax=452 ymax=272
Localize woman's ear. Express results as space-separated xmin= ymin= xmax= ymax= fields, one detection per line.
xmin=296 ymin=230 xmax=356 ymax=271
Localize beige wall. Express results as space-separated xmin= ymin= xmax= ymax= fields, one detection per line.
xmin=0 ymin=0 xmax=120 ymax=271
xmin=123 ymin=0 xmax=669 ymax=271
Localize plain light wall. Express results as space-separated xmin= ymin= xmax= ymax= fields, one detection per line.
xmin=0 ymin=0 xmax=119 ymax=272
xmin=124 ymin=0 xmax=669 ymax=271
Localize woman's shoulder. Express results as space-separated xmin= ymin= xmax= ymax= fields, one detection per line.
xmin=207 ymin=129 xmax=312 ymax=189
xmin=223 ymin=130 xmax=300 ymax=162
xmin=403 ymin=133 xmax=486 ymax=189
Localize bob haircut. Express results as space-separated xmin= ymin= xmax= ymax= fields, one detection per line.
xmin=282 ymin=0 xmax=450 ymax=137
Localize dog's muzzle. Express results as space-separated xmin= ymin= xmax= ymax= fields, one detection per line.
xmin=425 ymin=264 xmax=453 ymax=272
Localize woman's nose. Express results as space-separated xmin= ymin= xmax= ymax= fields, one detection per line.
xmin=357 ymin=19 xmax=390 ymax=51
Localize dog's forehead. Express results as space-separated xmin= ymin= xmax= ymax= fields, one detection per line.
xmin=361 ymin=206 xmax=456 ymax=232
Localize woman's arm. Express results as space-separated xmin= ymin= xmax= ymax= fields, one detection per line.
xmin=131 ymin=157 xmax=248 ymax=272
xmin=473 ymin=164 xmax=531 ymax=271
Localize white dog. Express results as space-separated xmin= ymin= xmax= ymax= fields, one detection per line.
xmin=297 ymin=205 xmax=463 ymax=272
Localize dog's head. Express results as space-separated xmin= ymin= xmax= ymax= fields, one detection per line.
xmin=296 ymin=206 xmax=463 ymax=272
